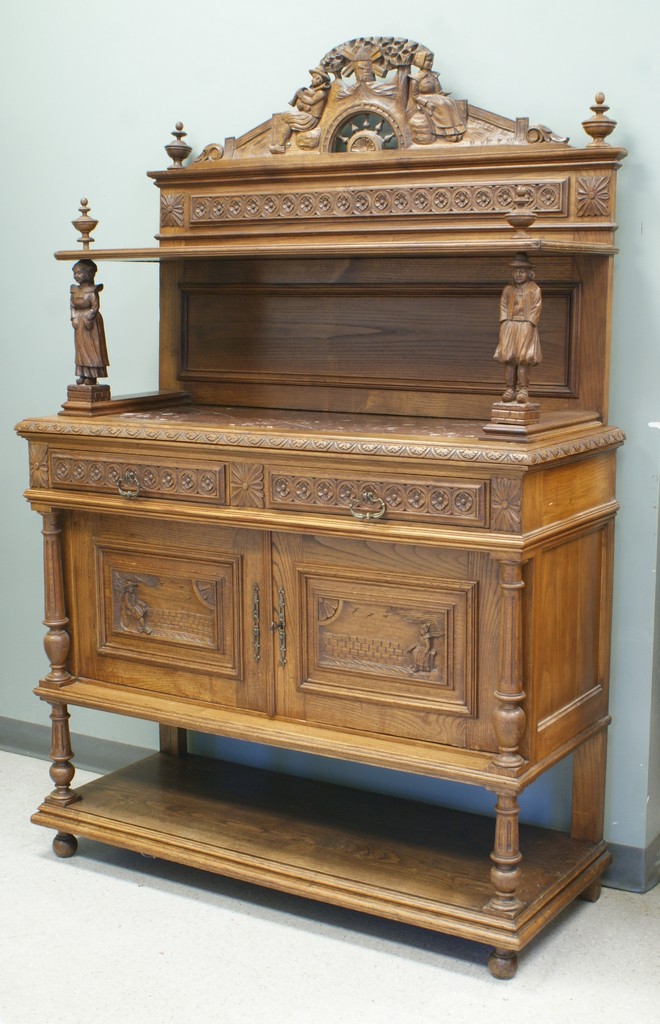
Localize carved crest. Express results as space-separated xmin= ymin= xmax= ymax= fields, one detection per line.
xmin=204 ymin=36 xmax=567 ymax=161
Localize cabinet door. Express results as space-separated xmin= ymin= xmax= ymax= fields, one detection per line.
xmin=65 ymin=512 xmax=271 ymax=712
xmin=272 ymin=532 xmax=480 ymax=747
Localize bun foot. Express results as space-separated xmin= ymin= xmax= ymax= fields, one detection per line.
xmin=579 ymin=879 xmax=602 ymax=903
xmin=487 ymin=948 xmax=518 ymax=979
xmin=53 ymin=831 xmax=78 ymax=858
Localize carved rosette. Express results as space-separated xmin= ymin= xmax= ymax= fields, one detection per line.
xmin=230 ymin=463 xmax=265 ymax=507
xmin=29 ymin=443 xmax=49 ymax=488
xmin=576 ymin=176 xmax=611 ymax=217
xmin=490 ymin=478 xmax=523 ymax=533
xmin=160 ymin=193 xmax=185 ymax=228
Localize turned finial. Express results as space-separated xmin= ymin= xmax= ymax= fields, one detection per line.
xmin=165 ymin=122 xmax=192 ymax=168
xmin=71 ymin=198 xmax=98 ymax=250
xmin=505 ymin=186 xmax=537 ymax=237
xmin=582 ymin=93 xmax=616 ymax=146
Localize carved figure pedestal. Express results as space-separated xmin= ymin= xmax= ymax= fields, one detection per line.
xmin=61 ymin=384 xmax=111 ymax=417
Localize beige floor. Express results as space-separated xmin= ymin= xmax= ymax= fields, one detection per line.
xmin=1 ymin=749 xmax=658 ymax=1024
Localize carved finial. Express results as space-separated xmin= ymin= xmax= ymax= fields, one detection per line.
xmin=582 ymin=93 xmax=616 ymax=146
xmin=165 ymin=122 xmax=192 ymax=168
xmin=71 ymin=198 xmax=98 ymax=250
xmin=505 ymin=186 xmax=537 ymax=237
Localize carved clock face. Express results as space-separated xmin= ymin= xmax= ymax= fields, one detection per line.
xmin=331 ymin=111 xmax=399 ymax=152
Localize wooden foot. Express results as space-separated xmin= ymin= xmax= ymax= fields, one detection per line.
xmin=488 ymin=948 xmax=518 ymax=979
xmin=53 ymin=832 xmax=78 ymax=858
xmin=579 ymin=879 xmax=602 ymax=903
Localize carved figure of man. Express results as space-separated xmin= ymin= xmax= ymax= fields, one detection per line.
xmin=494 ymin=254 xmax=542 ymax=403
xmin=120 ymin=581 xmax=152 ymax=635
xmin=410 ymin=52 xmax=466 ymax=142
xmin=70 ymin=259 xmax=109 ymax=385
xmin=270 ymin=67 xmax=331 ymax=153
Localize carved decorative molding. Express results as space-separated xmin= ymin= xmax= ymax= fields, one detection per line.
xmin=160 ymin=193 xmax=185 ymax=228
xmin=17 ymin=421 xmax=625 ymax=468
xmin=270 ymin=474 xmax=486 ymax=524
xmin=576 ymin=176 xmax=611 ymax=217
xmin=190 ymin=181 xmax=566 ymax=224
xmin=230 ymin=463 xmax=265 ymax=507
xmin=50 ymin=453 xmax=225 ymax=502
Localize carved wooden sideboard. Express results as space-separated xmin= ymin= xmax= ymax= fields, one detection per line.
xmin=17 ymin=38 xmax=626 ymax=978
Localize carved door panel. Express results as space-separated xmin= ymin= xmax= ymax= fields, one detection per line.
xmin=272 ymin=532 xmax=479 ymax=746
xmin=65 ymin=512 xmax=271 ymax=711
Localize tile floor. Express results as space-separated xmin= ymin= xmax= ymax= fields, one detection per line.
xmin=1 ymin=749 xmax=658 ymax=1024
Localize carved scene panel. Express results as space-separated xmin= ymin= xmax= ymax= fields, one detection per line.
xmin=98 ymin=547 xmax=240 ymax=678
xmin=299 ymin=570 xmax=477 ymax=716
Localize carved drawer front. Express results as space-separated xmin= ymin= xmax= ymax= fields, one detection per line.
xmin=50 ymin=450 xmax=226 ymax=503
xmin=68 ymin=515 xmax=266 ymax=710
xmin=268 ymin=470 xmax=488 ymax=526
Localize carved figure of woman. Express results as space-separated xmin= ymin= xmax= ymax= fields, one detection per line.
xmin=408 ymin=623 xmax=437 ymax=673
xmin=494 ymin=255 xmax=542 ymax=403
xmin=410 ymin=53 xmax=466 ymax=142
xmin=270 ymin=68 xmax=331 ymax=153
xmin=70 ymin=259 xmax=109 ymax=385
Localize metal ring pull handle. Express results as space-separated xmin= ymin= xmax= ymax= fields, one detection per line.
xmin=349 ymin=489 xmax=386 ymax=521
xmin=117 ymin=469 xmax=141 ymax=499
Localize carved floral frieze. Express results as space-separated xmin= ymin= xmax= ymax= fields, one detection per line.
xmin=190 ymin=180 xmax=566 ymax=224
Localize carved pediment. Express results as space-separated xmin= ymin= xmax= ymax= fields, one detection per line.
xmin=194 ymin=36 xmax=568 ymax=163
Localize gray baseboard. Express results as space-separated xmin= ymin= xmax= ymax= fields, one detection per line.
xmin=2 ymin=716 xmax=657 ymax=893
xmin=605 ymin=835 xmax=660 ymax=894
xmin=0 ymin=716 xmax=152 ymax=775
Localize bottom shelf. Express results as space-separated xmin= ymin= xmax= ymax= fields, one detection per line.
xmin=32 ymin=753 xmax=608 ymax=958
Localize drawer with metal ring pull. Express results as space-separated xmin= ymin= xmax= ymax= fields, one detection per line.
xmin=266 ymin=468 xmax=489 ymax=528
xmin=47 ymin=449 xmax=227 ymax=504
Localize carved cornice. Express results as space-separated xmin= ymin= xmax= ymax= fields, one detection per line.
xmin=16 ymin=420 xmax=626 ymax=468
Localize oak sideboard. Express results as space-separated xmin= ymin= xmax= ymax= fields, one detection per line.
xmin=17 ymin=36 xmax=626 ymax=978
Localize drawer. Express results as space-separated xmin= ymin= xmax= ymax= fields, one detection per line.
xmin=266 ymin=468 xmax=489 ymax=527
xmin=49 ymin=449 xmax=226 ymax=503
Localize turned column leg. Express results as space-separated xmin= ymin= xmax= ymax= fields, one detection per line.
xmin=572 ymin=729 xmax=608 ymax=901
xmin=45 ymin=700 xmax=80 ymax=857
xmin=485 ymin=557 xmax=526 ymax=974
xmin=40 ymin=511 xmax=72 ymax=688
xmin=491 ymin=557 xmax=526 ymax=771
xmin=487 ymin=792 xmax=523 ymax=914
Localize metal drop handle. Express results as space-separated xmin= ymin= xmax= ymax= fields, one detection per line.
xmin=117 ymin=469 xmax=140 ymax=499
xmin=349 ymin=489 xmax=386 ymax=521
